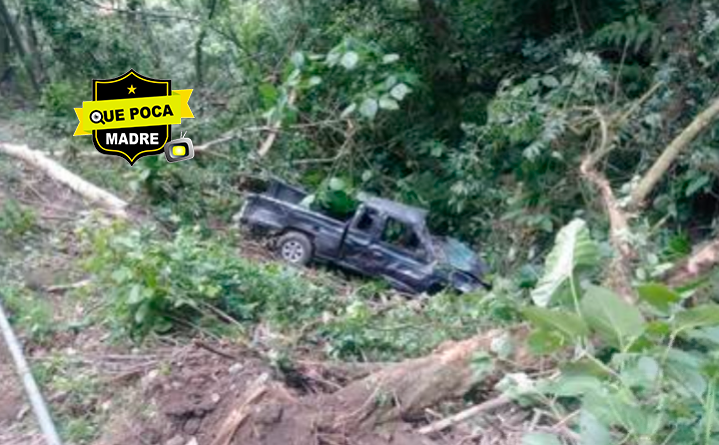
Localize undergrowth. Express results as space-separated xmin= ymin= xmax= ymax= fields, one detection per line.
xmin=77 ymin=220 xmax=505 ymax=361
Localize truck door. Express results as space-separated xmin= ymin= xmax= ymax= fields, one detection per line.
xmin=340 ymin=206 xmax=384 ymax=275
xmin=374 ymin=217 xmax=435 ymax=292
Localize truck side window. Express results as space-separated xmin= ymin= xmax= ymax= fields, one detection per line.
xmin=381 ymin=218 xmax=427 ymax=261
xmin=355 ymin=208 xmax=378 ymax=232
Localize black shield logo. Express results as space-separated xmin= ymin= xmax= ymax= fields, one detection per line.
xmin=93 ymin=69 xmax=171 ymax=165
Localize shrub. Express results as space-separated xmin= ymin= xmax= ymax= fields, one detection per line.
xmin=79 ymin=222 xmax=334 ymax=339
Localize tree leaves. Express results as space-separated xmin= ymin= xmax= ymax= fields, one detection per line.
xmin=579 ymin=410 xmax=612 ymax=445
xmin=636 ymin=282 xmax=680 ymax=312
xmin=673 ymin=305 xmax=719 ymax=332
xmin=390 ymin=83 xmax=411 ymax=100
xmin=580 ymin=285 xmax=645 ymax=347
xmin=378 ymin=96 xmax=399 ymax=110
xmin=341 ymin=51 xmax=359 ymax=70
xmin=382 ymin=53 xmax=400 ymax=64
xmin=531 ymin=219 xmax=599 ymax=307
xmin=359 ymin=98 xmax=378 ymax=119
xmin=522 ymin=306 xmax=589 ymax=340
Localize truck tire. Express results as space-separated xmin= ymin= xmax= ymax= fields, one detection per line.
xmin=277 ymin=231 xmax=313 ymax=266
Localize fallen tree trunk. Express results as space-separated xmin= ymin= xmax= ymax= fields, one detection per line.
xmin=330 ymin=328 xmax=517 ymax=427
xmin=0 ymin=143 xmax=128 ymax=218
xmin=226 ymin=328 xmax=529 ymax=445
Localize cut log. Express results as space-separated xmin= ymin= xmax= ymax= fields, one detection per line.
xmin=219 ymin=328 xmax=529 ymax=445
xmin=0 ymin=143 xmax=128 ymax=218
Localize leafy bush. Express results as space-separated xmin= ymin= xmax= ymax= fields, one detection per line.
xmin=0 ymin=199 xmax=38 ymax=241
xmin=79 ymin=223 xmax=334 ymax=339
xmin=2 ymin=284 xmax=55 ymax=343
xmin=515 ymin=219 xmax=719 ymax=444
xmin=320 ymin=289 xmax=510 ymax=361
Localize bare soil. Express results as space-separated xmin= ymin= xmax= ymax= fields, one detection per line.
xmin=97 ymin=343 xmax=448 ymax=445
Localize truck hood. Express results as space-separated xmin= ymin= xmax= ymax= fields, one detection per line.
xmin=435 ymin=237 xmax=488 ymax=281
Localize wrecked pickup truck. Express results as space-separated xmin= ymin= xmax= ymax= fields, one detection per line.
xmin=234 ymin=180 xmax=490 ymax=294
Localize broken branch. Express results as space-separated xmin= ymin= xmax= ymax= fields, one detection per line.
xmin=257 ymin=89 xmax=297 ymax=158
xmin=662 ymin=237 xmax=719 ymax=287
xmin=210 ymin=376 xmax=269 ymax=445
xmin=418 ymin=395 xmax=512 ymax=435
xmin=579 ymin=109 xmax=636 ymax=302
xmin=629 ymin=95 xmax=719 ymax=209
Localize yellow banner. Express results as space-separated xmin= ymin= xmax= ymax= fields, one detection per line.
xmin=74 ymin=89 xmax=193 ymax=136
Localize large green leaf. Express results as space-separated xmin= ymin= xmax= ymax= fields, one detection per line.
xmin=673 ymin=305 xmax=719 ymax=332
xmin=663 ymin=348 xmax=707 ymax=398
xmin=580 ymin=285 xmax=645 ymax=347
xmin=579 ymin=410 xmax=612 ymax=445
xmin=522 ymin=306 xmax=589 ymax=340
xmin=636 ymin=282 xmax=680 ymax=313
xmin=527 ymin=329 xmax=564 ymax=354
xmin=543 ymin=374 xmax=604 ymax=397
xmin=583 ymin=388 xmax=659 ymax=436
xmin=531 ymin=219 xmax=599 ymax=307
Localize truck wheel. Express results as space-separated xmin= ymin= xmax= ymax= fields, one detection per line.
xmin=277 ymin=231 xmax=313 ymax=266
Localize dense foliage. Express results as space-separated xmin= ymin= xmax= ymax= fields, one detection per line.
xmin=3 ymin=0 xmax=719 ymax=443
xmin=3 ymin=0 xmax=718 ymax=268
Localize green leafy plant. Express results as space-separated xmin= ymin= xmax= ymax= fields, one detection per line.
xmin=0 ymin=199 xmax=38 ymax=240
xmin=79 ymin=222 xmax=334 ymax=339
xmin=517 ymin=219 xmax=719 ymax=444
xmin=530 ymin=219 xmax=600 ymax=307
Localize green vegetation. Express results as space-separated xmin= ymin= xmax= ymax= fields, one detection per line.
xmin=520 ymin=219 xmax=719 ymax=445
xmin=3 ymin=0 xmax=719 ymax=443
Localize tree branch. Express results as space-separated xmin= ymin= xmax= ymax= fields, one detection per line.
xmin=257 ymin=89 xmax=297 ymax=158
xmin=629 ymin=95 xmax=719 ymax=209
xmin=580 ymin=108 xmax=636 ymax=302
xmin=662 ymin=237 xmax=719 ymax=287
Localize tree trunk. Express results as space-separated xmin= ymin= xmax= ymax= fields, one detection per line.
xmin=223 ymin=328 xmax=530 ymax=445
xmin=194 ymin=0 xmax=219 ymax=88
xmin=0 ymin=18 xmax=10 ymax=82
xmin=417 ymin=0 xmax=466 ymax=141
xmin=22 ymin=4 xmax=43 ymax=83
xmin=0 ymin=0 xmax=39 ymax=94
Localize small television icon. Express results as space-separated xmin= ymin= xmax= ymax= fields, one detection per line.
xmin=164 ymin=133 xmax=194 ymax=163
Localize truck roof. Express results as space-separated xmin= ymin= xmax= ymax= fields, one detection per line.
xmin=362 ymin=196 xmax=428 ymax=225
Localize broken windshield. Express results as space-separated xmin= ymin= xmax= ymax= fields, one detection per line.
xmin=440 ymin=238 xmax=482 ymax=274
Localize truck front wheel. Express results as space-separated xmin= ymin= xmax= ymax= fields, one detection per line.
xmin=277 ymin=231 xmax=313 ymax=266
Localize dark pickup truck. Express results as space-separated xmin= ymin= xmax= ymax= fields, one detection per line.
xmin=234 ymin=181 xmax=490 ymax=294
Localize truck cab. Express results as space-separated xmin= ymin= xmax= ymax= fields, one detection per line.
xmin=236 ymin=180 xmax=490 ymax=294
